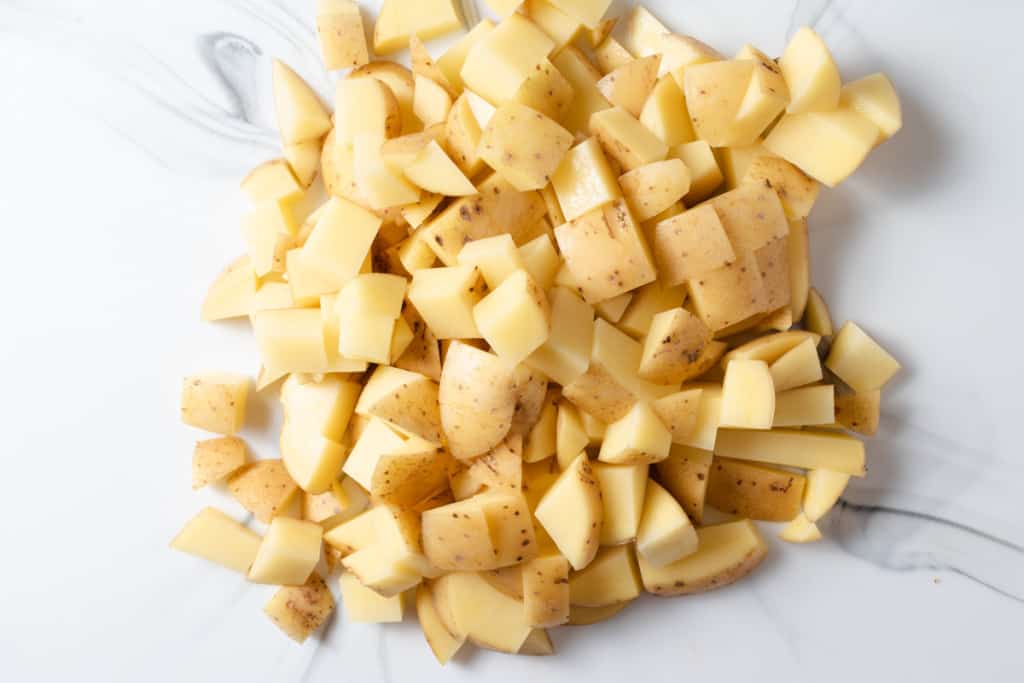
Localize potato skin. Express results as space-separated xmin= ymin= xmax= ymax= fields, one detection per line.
xmin=227 ymin=460 xmax=299 ymax=523
xmin=439 ymin=342 xmax=517 ymax=460
xmin=263 ymin=573 xmax=335 ymax=643
xmin=643 ymin=543 xmax=767 ymax=596
xmin=705 ymin=457 xmax=806 ymax=522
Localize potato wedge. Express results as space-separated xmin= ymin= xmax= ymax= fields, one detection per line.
xmin=706 ymin=457 xmax=805 ymax=521
xmin=652 ymin=445 xmax=712 ymax=524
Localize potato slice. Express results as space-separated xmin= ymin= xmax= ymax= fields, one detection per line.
xmin=535 ymin=453 xmax=603 ymax=570
xmin=523 ymin=555 xmax=571 ymax=628
xmin=619 ymin=159 xmax=690 ymax=222
xmin=228 ymin=460 xmax=300 ymax=523
xmin=474 ymin=270 xmax=551 ymax=365
xmin=773 ymin=385 xmax=835 ymax=427
xmin=719 ymin=359 xmax=775 ymax=429
xmin=434 ymin=571 xmax=533 ymax=653
xmin=340 ymin=571 xmax=405 ymax=622
xmin=170 ymin=507 xmax=262 ymax=574
xmin=356 ymin=366 xmax=442 ymax=445
xmin=653 ymin=445 xmax=711 ymax=524
xmin=550 ymin=137 xmax=621 ymax=222
xmin=439 ymin=342 xmax=517 ymax=460
xmin=192 ymin=436 xmax=247 ymax=490
xmin=316 ymin=0 xmax=368 ymax=70
xmin=706 ymin=457 xmax=805 ymax=521
xmin=569 ymin=544 xmax=641 ymax=606
xmin=638 ymin=519 xmax=767 ymax=595
xmin=825 ymin=321 xmax=901 ymax=392
xmin=417 ymin=582 xmax=465 ymax=664
xmin=272 ymin=60 xmax=331 ymax=144
xmin=671 ymin=140 xmax=723 ymax=203
xmin=248 ymin=517 xmax=323 ymax=585
xmin=264 ymin=573 xmax=335 ymax=643
xmin=639 ymin=308 xmax=713 ymax=384
xmin=636 ymin=479 xmax=697 ymax=567
xmin=840 ymin=73 xmax=902 ymax=142
xmin=763 ymin=110 xmax=880 ymax=187
xmin=598 ymin=402 xmax=672 ymax=465
xmin=590 ymin=106 xmax=668 ymax=171
xmin=779 ymin=26 xmax=841 ymax=114
xmin=479 ymin=103 xmax=574 ymax=191
xmin=714 ymin=428 xmax=866 ymax=476
xmin=803 ymin=468 xmax=851 ymax=521
xmin=373 ymin=0 xmax=463 ymax=55
xmin=779 ymin=512 xmax=822 ymax=543
xmin=593 ymin=463 xmax=648 ymax=545
xmin=834 ymin=389 xmax=881 ymax=436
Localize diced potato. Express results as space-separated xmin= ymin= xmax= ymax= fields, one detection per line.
xmin=279 ymin=375 xmax=359 ymax=493
xmin=675 ymin=383 xmax=723 ymax=451
xmin=408 ymin=265 xmax=485 ymax=340
xmin=409 ymin=35 xmax=451 ymax=91
xmin=524 ymin=0 xmax=584 ymax=49
xmin=523 ymin=555 xmax=571 ymax=628
xmin=316 ymin=0 xmax=368 ymax=70
xmin=356 ymin=366 xmax=442 ymax=444
xmin=417 ymin=583 xmax=465 ymax=665
xmin=804 ymin=287 xmax=834 ymax=337
xmin=619 ymin=6 xmax=668 ymax=58
xmin=581 ymin=411 xmax=607 ymax=445
xmin=422 ymin=498 xmax=497 ymax=570
xmin=437 ymin=20 xmax=495 ymax=92
xmin=341 ymin=417 xmax=406 ymax=489
xmin=201 ymin=255 xmax=257 ymax=322
xmin=353 ymin=132 xmax=421 ymax=210
xmin=567 ymin=601 xmax=629 ymax=625
xmin=825 ymin=321 xmax=901 ymax=392
xmin=742 ymin=154 xmax=819 ymax=220
xmin=651 ymin=204 xmax=734 ymax=288
xmin=227 ymin=460 xmax=300 ymax=523
xmin=840 ymin=73 xmax=902 ymax=142
xmin=803 ymin=468 xmax=851 ymax=521
xmin=284 ymin=139 xmax=322 ymax=187
xmin=593 ymin=35 xmax=633 ymax=74
xmin=335 ymin=77 xmax=401 ymax=144
xmin=636 ymin=479 xmax=697 ymax=567
xmin=619 ymin=159 xmax=690 ymax=222
xmin=594 ymin=293 xmax=632 ymax=324
xmin=443 ymin=94 xmax=486 ymax=177
xmin=651 ymin=388 xmax=703 ymax=443
xmin=334 ymin=273 xmax=405 ymax=363
xmin=461 ymin=14 xmax=554 ymax=106
xmin=340 ymin=571 xmax=405 ymax=622
xmin=834 ymin=389 xmax=881 ymax=436
xmin=556 ymin=401 xmax=589 ymax=470
xmin=370 ymin=443 xmax=448 ymax=510
xmin=478 ymin=492 xmax=539 ymax=566
xmin=717 ymin=144 xmax=763 ymax=190
xmin=593 ymin=463 xmax=648 ymax=545
xmin=714 ymin=428 xmax=866 ymax=476
xmin=733 ymin=44 xmax=790 ymax=143
xmin=722 ymin=330 xmax=820 ymax=366
xmin=787 ymin=218 xmax=810 ymax=319
xmin=719 ymin=359 xmax=775 ymax=429
xmin=769 ymin=337 xmax=822 ymax=391
xmin=550 ymin=137 xmax=621 ymax=222
xmin=779 ymin=512 xmax=822 ymax=543
xmin=545 ymin=0 xmax=612 ymax=29
xmin=639 ymin=75 xmax=695 ymax=146
xmin=551 ymin=47 xmax=612 ymax=134
xmin=599 ymin=401 xmax=672 ymax=465
xmin=373 ymin=0 xmax=463 ymax=55
xmin=653 ymin=445 xmax=712 ymax=523
xmin=241 ymin=159 xmax=303 ymax=204
xmin=518 ymin=234 xmax=561 ymax=290
xmin=683 ymin=60 xmax=755 ymax=147
xmin=687 ymin=251 xmax=771 ymax=333
xmin=170 ymin=507 xmax=262 ymax=574
xmin=181 ymin=372 xmax=248 ymax=435
xmin=773 ymin=385 xmax=835 ymax=427
xmin=264 ymin=573 xmax=335 ymax=643
xmin=524 ymin=395 xmax=558 ymax=463
xmin=554 ymin=200 xmax=657 ymax=303
xmin=535 ymin=453 xmax=603 ymax=570
xmin=779 ymin=26 xmax=841 ymax=114
xmin=440 ymin=342 xmax=517 ymax=459
xmin=706 ymin=457 xmax=805 ymax=521
xmin=479 ymin=103 xmax=573 ymax=191
xmin=291 ymin=196 xmax=382 ymax=298
xmin=639 ymin=308 xmax=713 ymax=384
xmin=597 ymin=55 xmax=661 ymax=118
xmin=413 ymin=75 xmax=453 ymax=128
xmin=470 ymin=434 xmax=524 ymax=488
xmin=390 ymin=316 xmax=416 ymax=361
xmin=272 ymin=60 xmax=332 ymax=144
xmin=394 ymin=307 xmax=442 ymax=381
xmin=473 ymin=270 xmax=551 ymax=364
xmin=709 ymin=184 xmax=789 ymax=251
xmin=402 ymin=140 xmax=476 ymax=196
xmin=192 ymin=436 xmax=247 ymax=490
xmin=242 ymin=200 xmax=297 ymax=277
xmin=763 ymin=110 xmax=880 ymax=187
xmin=434 ymin=571 xmax=533 ymax=653
xmin=590 ymin=107 xmax=668 ymax=171
xmin=514 ymin=58 xmax=575 ymax=123
xmin=638 ymin=519 xmax=767 ymax=595
xmin=248 ymin=517 xmax=323 ymax=585
xmin=618 ymin=280 xmax=685 ymax=338
xmin=455 ymin=234 xmax=524 ymax=290
xmin=509 ymin=365 xmax=549 ymax=438
xmin=569 ymin=544 xmax=643 ymax=610
xmin=303 ymin=479 xmax=368 ymax=529
xmin=671 ymin=140 xmax=723 ymax=203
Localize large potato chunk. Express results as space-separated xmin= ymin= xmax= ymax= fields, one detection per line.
xmin=651 ymin=204 xmax=736 ymax=288
xmin=598 ymin=402 xmax=672 ymax=465
xmin=523 ymin=555 xmax=571 ymax=628
xmin=315 ymin=0 xmax=368 ymax=70
xmin=706 ymin=457 xmax=806 ymax=521
xmin=339 ymin=571 xmax=404 ymax=622
xmin=525 ymin=287 xmax=595 ymax=387
xmin=619 ymin=159 xmax=690 ymax=222
xmin=639 ymin=308 xmax=713 ymax=384
xmin=170 ymin=507 xmax=262 ymax=574
xmin=683 ymin=60 xmax=755 ymax=147
xmin=550 ymin=137 xmax=621 ymax=222
xmin=779 ymin=26 xmax=841 ymax=114
xmin=272 ymin=60 xmax=331 ymax=144
xmin=479 ymin=103 xmax=574 ymax=191
xmin=763 ymin=110 xmax=880 ymax=187
xmin=460 ymin=14 xmax=554 ymax=106
xmin=840 ymin=73 xmax=902 ymax=142
xmin=535 ymin=453 xmax=603 ymax=570
xmin=825 ymin=321 xmax=902 ymax=392
xmin=180 ymin=372 xmax=248 ymax=435
xmin=439 ymin=342 xmax=517 ymax=459
xmin=433 ymin=572 xmax=533 ymax=653
xmin=356 ymin=366 xmax=442 ymax=444
xmin=590 ymin=107 xmax=668 ymax=171
xmin=280 ymin=373 xmax=360 ymax=493
xmin=248 ymin=517 xmax=323 ymax=585
xmin=192 ymin=436 xmax=247 ymax=490
xmin=264 ymin=573 xmax=335 ymax=643
xmin=373 ymin=0 xmax=463 ymax=55
xmin=636 ymin=480 xmax=697 ymax=567
xmin=653 ymin=445 xmax=712 ymax=524
xmin=719 ymin=359 xmax=775 ymax=429
xmin=597 ymin=55 xmax=661 ymax=118
xmin=474 ymin=270 xmax=551 ymax=364
xmin=569 ymin=544 xmax=642 ymax=606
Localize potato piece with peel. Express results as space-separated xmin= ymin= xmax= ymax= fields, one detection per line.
xmin=804 ymin=288 xmax=834 ymax=337
xmin=619 ymin=280 xmax=686 ymax=339
xmin=569 ymin=544 xmax=642 ymax=606
xmin=787 ymin=218 xmax=810 ymax=320
xmin=653 ymin=445 xmax=712 ymax=524
xmin=340 ymin=571 xmax=405 ymax=622
xmin=478 ymin=492 xmax=538 ymax=566
xmin=651 ymin=204 xmax=736 ymax=288
xmin=523 ymin=555 xmax=571 ymax=628
xmin=803 ymin=468 xmax=850 ymax=521
xmin=773 ymin=385 xmax=835 ymax=427
xmin=284 ymin=139 xmax=322 ymax=187
xmin=639 ymin=75 xmax=695 ymax=146
xmin=280 ymin=373 xmax=360 ymax=493
xmin=456 ymin=234 xmax=525 ymax=289
xmin=356 ymin=366 xmax=442 ymax=445
xmin=639 ymin=519 xmax=767 ymax=595
xmin=593 ymin=463 xmax=648 ymax=545
xmin=834 ymin=389 xmax=880 ymax=436
xmin=335 ymin=273 xmax=406 ymax=364
xmin=732 ymin=45 xmax=790 ymax=143
xmin=170 ymin=507 xmax=262 ymax=574
xmin=779 ymin=512 xmax=822 ymax=543
xmin=264 ymin=573 xmax=335 ymax=643
xmin=639 ymin=308 xmax=713 ymax=384
xmin=637 ymin=479 xmax=697 ymax=567
xmin=370 ymin=444 xmax=450 ymax=509
xmin=619 ymin=6 xmax=668 ymax=58
xmin=779 ymin=26 xmax=841 ymax=114
xmin=550 ymin=137 xmax=621 ymax=222
xmin=535 ymin=453 xmax=603 ymax=570
xmin=674 ymin=384 xmax=722 ymax=451
xmin=439 ymin=342 xmax=517 ymax=460
xmin=460 ymin=14 xmax=555 ymax=106
xmin=652 ymin=388 xmax=703 ymax=443
xmin=510 ymin=365 xmax=549 ymax=438
xmin=706 ymin=457 xmax=805 ymax=521
xmin=417 ymin=583 xmax=465 ymax=665
xmin=241 ymin=159 xmax=303 ymax=203
xmin=408 ymin=265 xmax=485 ymax=340
xmin=335 ymin=78 xmax=401 ymax=144
xmin=514 ymin=58 xmax=575 ymax=123
xmin=192 ymin=436 xmax=247 ymax=490
xmin=290 ymin=196 xmax=382 ymax=298
xmin=395 ymin=307 xmax=442 ymax=381
xmin=719 ymin=359 xmax=775 ymax=429
xmin=618 ymin=159 xmax=690 ymax=222
xmin=228 ymin=460 xmax=300 ymax=523
xmin=474 ymin=270 xmax=551 ymax=364
xmin=353 ymin=132 xmax=421 ymax=210
xmin=722 ymin=330 xmax=820 ymax=366
xmin=825 ymin=321 xmax=902 ymax=392
xmin=687 ymin=251 xmax=771 ymax=333
xmin=769 ymin=337 xmax=822 ymax=392
xmin=763 ymin=110 xmax=880 ymax=187
xmin=433 ymin=571 xmax=533 ymax=653
xmin=181 ymin=372 xmax=248 ymax=435
xmin=518 ymin=234 xmax=560 ymax=290
xmin=597 ymin=55 xmax=661 ymax=118
xmin=683 ymin=60 xmax=755 ymax=147
xmin=479 ymin=103 xmax=574 ymax=191
xmin=315 ymin=0 xmax=368 ymax=70
xmin=519 ymin=629 xmax=555 ymax=656
xmin=598 ymin=402 xmax=672 ymax=465
xmin=671 ymin=140 xmax=723 ymax=203
xmin=373 ymin=0 xmax=463 ymax=55
xmin=469 ymin=434 xmax=523 ymax=490
xmin=422 ymin=498 xmax=497 ymax=571
xmin=590 ymin=106 xmax=668 ymax=171
xmin=742 ymin=154 xmax=819 ymax=221
xmin=840 ymin=73 xmax=902 ymax=142
xmin=714 ymin=428 xmax=866 ymax=476
xmin=444 ymin=94 xmax=486 ymax=177
xmin=248 ymin=517 xmax=323 ymax=585
xmin=709 ymin=183 xmax=789 ymax=252
xmin=272 ymin=60 xmax=331 ymax=144
xmin=568 ymin=601 xmax=629 ymax=625
xmin=303 ymin=478 xmax=369 ymax=529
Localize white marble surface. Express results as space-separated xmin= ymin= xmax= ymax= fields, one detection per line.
xmin=1 ymin=1 xmax=1022 ymax=681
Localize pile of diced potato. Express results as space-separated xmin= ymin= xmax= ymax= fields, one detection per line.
xmin=173 ymin=0 xmax=904 ymax=662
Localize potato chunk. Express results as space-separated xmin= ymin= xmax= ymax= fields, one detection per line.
xmin=272 ymin=60 xmax=331 ymax=144
xmin=719 ymin=359 xmax=775 ymax=429
xmin=315 ymin=0 xmax=368 ymax=70
xmin=651 ymin=204 xmax=736 ymax=287
xmin=535 ymin=453 xmax=603 ymax=570
xmin=201 ymin=255 xmax=257 ymax=322
xmin=460 ymin=14 xmax=554 ymax=106
xmin=714 ymin=428 xmax=865 ymax=476
xmin=439 ymin=342 xmax=517 ymax=459
xmin=683 ymin=60 xmax=755 ymax=146
xmin=639 ymin=308 xmax=713 ymax=384
xmin=264 ymin=573 xmax=335 ymax=643
xmin=356 ymin=366 xmax=442 ymax=445
xmin=773 ymin=385 xmax=835 ymax=427
xmin=373 ymin=0 xmax=462 ymax=55
xmin=769 ymin=337 xmax=822 ymax=392
xmin=480 ymin=103 xmax=574 ymax=191
xmin=598 ymin=401 xmax=672 ymax=465
xmin=433 ymin=571 xmax=533 ymax=653
xmin=639 ymin=75 xmax=696 ymax=146
xmin=550 ymin=137 xmax=621 ymax=222
xmin=551 ymin=47 xmax=612 ymax=134
xmin=653 ymin=445 xmax=712 ymax=524
xmin=840 ymin=72 xmax=902 ymax=142
xmin=474 ymin=270 xmax=551 ymax=364
xmin=763 ymin=110 xmax=880 ymax=187
xmin=779 ymin=512 xmax=822 ymax=543
xmin=687 ymin=251 xmax=771 ymax=333
xmin=597 ymin=55 xmax=660 ymax=118
xmin=636 ymin=480 xmax=697 ymax=567
xmin=228 ymin=460 xmax=300 ymax=523
xmin=181 ymin=372 xmax=249 ymax=435
xmin=651 ymin=388 xmax=703 ymax=443
xmin=834 ymin=389 xmax=881 ymax=436
xmin=593 ymin=463 xmax=648 ymax=545
xmin=408 ymin=265 xmax=485 ymax=340
xmin=569 ymin=544 xmax=641 ymax=607
xmin=706 ymin=457 xmax=805 ymax=521
xmin=618 ymin=159 xmax=690 ymax=222
xmin=192 ymin=436 xmax=247 ymax=490
xmin=779 ymin=26 xmax=841 ymax=114
xmin=523 ymin=555 xmax=571 ymax=628
xmin=590 ymin=107 xmax=668 ymax=171
xmin=170 ymin=507 xmax=262 ymax=574
xmin=825 ymin=321 xmax=901 ymax=392
xmin=671 ymin=140 xmax=723 ymax=202
xmin=248 ymin=517 xmax=323 ymax=585
xmin=340 ymin=571 xmax=405 ymax=622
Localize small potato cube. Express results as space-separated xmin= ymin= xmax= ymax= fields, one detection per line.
xmin=291 ymin=197 xmax=381 ymax=298
xmin=371 ymin=445 xmax=450 ymax=509
xmin=170 ymin=507 xmax=262 ymax=574
xmin=671 ymin=140 xmax=723 ymax=203
xmin=840 ymin=72 xmax=902 ymax=142
xmin=395 ymin=307 xmax=442 ymax=381
xmin=550 ymin=137 xmax=621 ymax=222
xmin=437 ymin=19 xmax=495 ymax=92
xmin=618 ymin=159 xmax=690 ymax=222
xmin=568 ymin=544 xmax=641 ymax=606
xmin=524 ymin=0 xmax=584 ymax=49
xmin=518 ymin=234 xmax=561 ymax=290
xmin=732 ymin=45 xmax=790 ymax=143
xmin=181 ymin=372 xmax=249 ymax=435
xmin=636 ymin=480 xmax=697 ymax=567
xmin=639 ymin=75 xmax=695 ymax=147
xmin=470 ymin=434 xmax=524 ymax=488
xmin=546 ymin=0 xmax=612 ymax=29
xmin=523 ymin=555 xmax=570 ymax=628
xmin=638 ymin=308 xmax=713 ymax=384
xmin=804 ymin=287 xmax=834 ymax=337
xmin=556 ymin=401 xmax=589 ymax=470
xmin=653 ymin=445 xmax=712 ymax=523
xmin=687 ymin=251 xmax=771 ymax=332
xmin=422 ymin=498 xmax=496 ymax=571
xmin=773 ymin=385 xmax=835 ymax=427
xmin=335 ymin=274 xmax=407 ymax=364
xmin=474 ymin=270 xmax=551 ymax=364
xmin=652 ymin=387 xmax=704 ymax=444
xmin=201 ymin=255 xmax=257 ymax=322
xmin=550 ymin=46 xmax=613 ymax=135
xmin=593 ymin=35 xmax=634 ymax=74
xmin=264 ymin=573 xmax=335 ymax=643
xmin=683 ymin=60 xmax=755 ymax=147
xmin=651 ymin=204 xmax=735 ymax=287
xmin=509 ymin=365 xmax=549 ymax=437
xmin=597 ymin=55 xmax=661 ymax=118
xmin=248 ymin=517 xmax=323 ymax=585
xmin=460 ymin=14 xmax=554 ymax=106
xmin=374 ymin=0 xmax=463 ymax=54
xmin=593 ymin=463 xmax=648 ymax=545
xmin=457 ymin=234 xmax=525 ymax=289
xmin=228 ymin=460 xmax=300 ymax=523
xmin=779 ymin=26 xmax=840 ymax=114
xmin=356 ymin=366 xmax=442 ymax=445
xmin=554 ymin=200 xmax=657 ymax=303
xmin=834 ymin=389 xmax=881 ymax=436
xmin=414 ymin=75 xmax=453 ymax=128
xmin=341 ymin=417 xmax=407 ymax=490
xmin=272 ymin=60 xmax=332 ymax=145
xmin=619 ymin=280 xmax=686 ymax=339
xmin=403 ymin=140 xmax=476 ymax=196
xmin=303 ymin=479 xmax=368 ymax=529
xmin=826 ymin=321 xmax=902 ymax=392
xmin=242 ymin=201 xmax=297 ymax=277
xmin=763 ymin=111 xmax=880 ymax=187
xmin=590 ymin=107 xmax=668 ymax=171
xmin=678 ymin=385 xmax=723 ymax=451
xmin=514 ymin=58 xmax=575 ymax=123
xmin=255 ymin=308 xmax=330 ymax=374
xmin=742 ymin=154 xmax=819 ymax=220
xmin=706 ymin=457 xmax=805 ymax=521
xmin=478 ymin=492 xmax=539 ymax=566
xmin=192 ymin=436 xmax=247 ymax=490
xmin=719 ymin=359 xmax=775 ymax=429
xmin=480 ymin=103 xmax=574 ymax=191
xmin=769 ymin=337 xmax=822 ymax=392
xmin=708 ymin=184 xmax=789 ymax=252
xmin=535 ymin=453 xmax=603 ymax=570
xmin=444 ymin=94 xmax=486 ymax=178
xmin=340 ymin=571 xmax=405 ymax=622
xmin=315 ymin=0 xmax=368 ymax=70
xmin=598 ymin=401 xmax=672 ymax=465
xmin=408 ymin=265 xmax=485 ymax=339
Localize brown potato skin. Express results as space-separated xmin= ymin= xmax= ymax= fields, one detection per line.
xmin=644 ymin=543 xmax=767 ymax=596
xmin=705 ymin=457 xmax=806 ymax=522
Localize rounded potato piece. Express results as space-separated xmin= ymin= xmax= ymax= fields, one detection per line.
xmin=567 ymin=601 xmax=630 ymax=626
xmin=439 ymin=342 xmax=517 ymax=460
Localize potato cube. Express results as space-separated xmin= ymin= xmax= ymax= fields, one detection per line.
xmin=264 ymin=573 xmax=335 ymax=643
xmin=556 ymin=401 xmax=589 ymax=469
xmin=687 ymin=251 xmax=771 ymax=332
xmin=353 ymin=133 xmax=421 ymax=210
xmin=671 ymin=140 xmax=723 ymax=202
xmin=242 ymin=200 xmax=297 ymax=277
xmin=241 ymin=159 xmax=303 ymax=203
xmin=639 ymin=308 xmax=713 ymax=384
xmin=652 ymin=204 xmax=735 ymax=287
xmin=568 ymin=544 xmax=641 ymax=606
xmin=518 ymin=234 xmax=561 ymax=290
xmin=742 ymin=154 xmax=819 ymax=220
xmin=341 ymin=417 xmax=407 ymax=489
xmin=356 ymin=366 xmax=442 ymax=445
xmin=593 ymin=463 xmax=648 ymax=545
xmin=779 ymin=26 xmax=841 ymax=114
xmin=255 ymin=309 xmax=324 ymax=376
xmin=550 ymin=137 xmax=621 ymax=222
xmin=457 ymin=234 xmax=525 ymax=289
xmin=514 ymin=58 xmax=575 ymax=122
xmin=825 ymin=321 xmax=901 ymax=392
xmin=227 ymin=460 xmax=300 ymax=523
xmin=803 ymin=468 xmax=851 ymax=521
xmin=434 ymin=571 xmax=533 ymax=653
xmin=709 ymin=184 xmax=789 ymax=251
xmin=248 ymin=517 xmax=323 ymax=585
xmin=334 ymin=274 xmax=406 ymax=363
xmin=595 ymin=293 xmax=633 ymax=324
xmin=653 ymin=445 xmax=712 ymax=523
xmin=373 ymin=0 xmax=462 ymax=55
xmin=479 ymin=103 xmax=573 ymax=191
xmin=340 ymin=571 xmax=405 ymax=622
xmin=473 ymin=270 xmax=551 ymax=364
xmin=443 ymin=95 xmax=486 ymax=178
xmin=619 ymin=6 xmax=667 ymax=57
xmin=676 ymin=384 xmax=723 ymax=451
xmin=545 ymin=0 xmax=612 ymax=29
xmin=834 ymin=389 xmax=880 ymax=436
xmin=291 ymin=197 xmax=381 ymax=298
xmin=437 ymin=19 xmax=495 ymax=92
xmin=524 ymin=0 xmax=583 ymax=49
xmin=652 ymin=388 xmax=703 ymax=443
xmin=763 ymin=110 xmax=880 ymax=187
xmin=618 ymin=159 xmax=690 ymax=222
xmin=181 ymin=372 xmax=248 ymax=435
xmin=416 ymin=583 xmax=465 ymax=664
xmin=636 ymin=480 xmax=697 ymax=567
xmin=581 ymin=411 xmax=607 ymax=445
xmin=422 ymin=499 xmax=495 ymax=570
xmin=413 ymin=75 xmax=453 ymax=128
xmin=706 ymin=457 xmax=805 ymax=521
xmin=594 ymin=35 xmax=635 ymax=74
xmin=599 ymin=401 xmax=671 ymax=465
xmin=272 ymin=60 xmax=332 ymax=145
xmin=683 ymin=60 xmax=756 ymax=147
xmin=535 ymin=453 xmax=603 ymax=570
xmin=769 ymin=337 xmax=822 ymax=391
xmin=779 ymin=512 xmax=822 ymax=543
xmin=804 ymin=287 xmax=834 ymax=337
xmin=334 ymin=78 xmax=401 ymax=144
xmin=719 ymin=359 xmax=775 ymax=429
xmin=523 ymin=555 xmax=570 ymax=628
xmin=639 ymin=74 xmax=695 ymax=147
xmin=722 ymin=330 xmax=820 ymax=365
xmin=470 ymin=434 xmax=524 ymax=488
xmin=840 ymin=72 xmax=902 ymax=141
xmin=403 ymin=140 xmax=476 ymax=196
xmin=550 ymin=46 xmax=612 ymax=134
xmin=170 ymin=507 xmax=262 ymax=574
xmin=315 ymin=0 xmax=368 ymax=70
xmin=408 ymin=265 xmax=485 ymax=339
xmin=201 ymin=255 xmax=257 ymax=322
xmin=597 ymin=55 xmax=660 ymax=118
xmin=460 ymin=14 xmax=555 ymax=106
xmin=618 ymin=280 xmax=686 ymax=338
xmin=773 ymin=385 xmax=835 ymax=427
xmin=554 ymin=200 xmax=657 ymax=303
xmin=714 ymin=428 xmax=865 ymax=476
xmin=440 ymin=342 xmax=518 ymax=459
xmin=192 ymin=436 xmax=247 ymax=489
xmin=303 ymin=478 xmax=369 ymax=529
xmin=733 ymin=44 xmax=790 ymax=143
xmin=590 ymin=107 xmax=668 ymax=171
xmin=524 ymin=397 xmax=558 ymax=464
